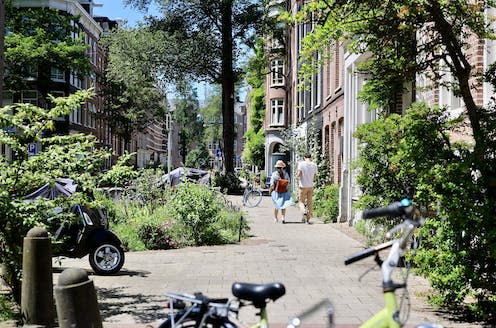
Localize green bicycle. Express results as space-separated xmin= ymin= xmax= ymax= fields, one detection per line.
xmin=345 ymin=199 xmax=442 ymax=328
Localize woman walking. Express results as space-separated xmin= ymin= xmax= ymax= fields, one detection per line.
xmin=269 ymin=160 xmax=293 ymax=223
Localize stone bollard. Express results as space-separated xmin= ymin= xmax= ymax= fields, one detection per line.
xmin=21 ymin=226 xmax=54 ymax=327
xmin=54 ymin=268 xmax=103 ymax=328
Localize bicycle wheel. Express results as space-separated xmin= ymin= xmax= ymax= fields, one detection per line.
xmin=244 ymin=190 xmax=262 ymax=208
xmin=158 ymin=311 xmax=237 ymax=328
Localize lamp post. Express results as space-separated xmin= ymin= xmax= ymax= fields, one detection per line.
xmin=166 ymin=112 xmax=172 ymax=174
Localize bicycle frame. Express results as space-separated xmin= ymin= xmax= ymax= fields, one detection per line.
xmin=345 ymin=201 xmax=422 ymax=328
xmin=361 ymin=292 xmax=399 ymax=328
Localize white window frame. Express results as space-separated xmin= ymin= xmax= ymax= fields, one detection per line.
xmin=21 ymin=90 xmax=38 ymax=105
xmin=51 ymin=67 xmax=65 ymax=82
xmin=271 ymin=59 xmax=284 ymax=86
xmin=270 ymin=98 xmax=285 ymax=126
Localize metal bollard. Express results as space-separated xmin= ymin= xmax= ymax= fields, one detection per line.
xmin=21 ymin=226 xmax=54 ymax=327
xmin=54 ymin=268 xmax=103 ymax=328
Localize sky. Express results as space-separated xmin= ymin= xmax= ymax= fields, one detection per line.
xmin=92 ymin=0 xmax=160 ymax=27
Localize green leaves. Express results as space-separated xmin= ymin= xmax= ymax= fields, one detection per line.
xmin=0 ymin=91 xmax=111 ymax=306
xmin=355 ymin=102 xmax=496 ymax=318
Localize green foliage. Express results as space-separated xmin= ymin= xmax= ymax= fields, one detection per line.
xmin=172 ymin=82 xmax=204 ymax=162
xmin=281 ymin=118 xmax=330 ymax=188
xmin=4 ymin=8 xmax=90 ymax=96
xmin=136 ymin=221 xmax=179 ymax=250
xmin=313 ymin=184 xmax=339 ymax=223
xmin=243 ymin=38 xmax=266 ymax=169
xmin=185 ymin=145 xmax=211 ymax=169
xmin=213 ymin=172 xmax=240 ymax=193
xmin=243 ymin=128 xmax=265 ymax=169
xmin=0 ymin=91 xmax=110 ymax=308
xmin=112 ymin=180 xmax=247 ymax=249
xmin=99 ymin=27 xmax=169 ymax=139
xmin=98 ymin=152 xmax=138 ymax=187
xmin=354 ymin=102 xmax=496 ymax=319
xmin=0 ymin=293 xmax=15 ymax=321
xmin=122 ymin=0 xmax=265 ymax=173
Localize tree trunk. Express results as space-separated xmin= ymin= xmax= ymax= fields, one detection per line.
xmin=427 ymin=2 xmax=495 ymax=200
xmin=220 ymin=0 xmax=235 ymax=174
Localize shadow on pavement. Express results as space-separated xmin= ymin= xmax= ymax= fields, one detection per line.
xmin=97 ymin=287 xmax=166 ymax=324
xmin=52 ymin=266 xmax=151 ymax=277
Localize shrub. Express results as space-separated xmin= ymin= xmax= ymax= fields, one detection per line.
xmin=137 ymin=221 xmax=180 ymax=250
xmin=213 ymin=172 xmax=240 ymax=193
xmin=112 ymin=181 xmax=248 ymax=249
xmin=354 ymin=102 xmax=496 ymax=319
xmin=313 ymin=184 xmax=339 ymax=223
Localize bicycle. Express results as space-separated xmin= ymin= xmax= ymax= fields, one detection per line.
xmin=242 ymin=182 xmax=263 ymax=208
xmin=157 ymin=282 xmax=287 ymax=328
xmin=344 ymin=199 xmax=442 ymax=328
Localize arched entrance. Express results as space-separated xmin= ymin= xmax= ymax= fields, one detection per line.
xmin=268 ymin=142 xmax=291 ymax=178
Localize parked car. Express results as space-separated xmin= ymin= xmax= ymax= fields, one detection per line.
xmin=24 ymin=178 xmax=125 ymax=275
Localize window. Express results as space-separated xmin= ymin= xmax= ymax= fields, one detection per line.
xmin=51 ymin=67 xmax=65 ymax=82
xmin=21 ymin=90 xmax=38 ymax=105
xmin=271 ymin=59 xmax=284 ymax=86
xmin=335 ymin=44 xmax=343 ymax=91
xmin=87 ymin=103 xmax=96 ymax=129
xmin=312 ymin=55 xmax=322 ymax=110
xmin=3 ymin=91 xmax=13 ymax=106
xmin=271 ymin=99 xmax=284 ymax=125
xmin=24 ymin=66 xmax=38 ymax=81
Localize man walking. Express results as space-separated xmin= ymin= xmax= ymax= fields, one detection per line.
xmin=296 ymin=153 xmax=318 ymax=224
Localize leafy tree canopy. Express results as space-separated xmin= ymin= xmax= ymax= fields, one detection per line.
xmin=0 ymin=91 xmax=111 ymax=307
xmin=4 ymin=8 xmax=90 ymax=100
xmin=120 ymin=0 xmax=265 ymax=173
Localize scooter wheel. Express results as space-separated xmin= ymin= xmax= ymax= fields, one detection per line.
xmin=89 ymin=242 xmax=125 ymax=275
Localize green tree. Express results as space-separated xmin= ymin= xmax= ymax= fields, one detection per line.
xmin=243 ymin=38 xmax=266 ymax=169
xmin=200 ymin=90 xmax=223 ymax=164
xmin=172 ymin=82 xmax=204 ymax=163
xmin=0 ymin=91 xmax=110 ymax=307
xmin=185 ymin=144 xmax=210 ymax=169
xmin=355 ymin=103 xmax=496 ymax=319
xmin=123 ymin=0 xmax=264 ymax=174
xmin=4 ymin=7 xmax=90 ymax=106
xmin=99 ymin=27 xmax=170 ymax=143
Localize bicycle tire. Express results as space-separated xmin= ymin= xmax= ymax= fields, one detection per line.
xmin=158 ymin=311 xmax=237 ymax=328
xmin=244 ymin=190 xmax=262 ymax=208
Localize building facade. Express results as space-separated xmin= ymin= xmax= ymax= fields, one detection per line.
xmin=262 ymin=1 xmax=496 ymax=223
xmin=5 ymin=0 xmax=140 ymax=167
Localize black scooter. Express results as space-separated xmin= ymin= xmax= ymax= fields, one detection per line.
xmin=25 ymin=178 xmax=125 ymax=275
xmin=50 ymin=204 xmax=125 ymax=275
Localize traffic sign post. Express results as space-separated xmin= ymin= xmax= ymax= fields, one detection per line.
xmin=28 ymin=142 xmax=40 ymax=157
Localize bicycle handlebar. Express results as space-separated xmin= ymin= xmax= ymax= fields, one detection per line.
xmin=362 ymin=199 xmax=412 ymax=219
xmin=344 ymin=240 xmax=395 ymax=265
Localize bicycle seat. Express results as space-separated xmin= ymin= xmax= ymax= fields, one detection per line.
xmin=231 ymin=282 xmax=286 ymax=308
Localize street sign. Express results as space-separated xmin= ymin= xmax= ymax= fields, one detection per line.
xmin=28 ymin=142 xmax=39 ymax=157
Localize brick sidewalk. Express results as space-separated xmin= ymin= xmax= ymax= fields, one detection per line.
xmin=2 ymin=195 xmax=483 ymax=327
